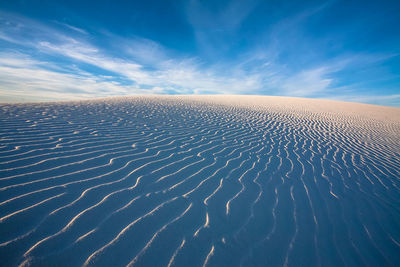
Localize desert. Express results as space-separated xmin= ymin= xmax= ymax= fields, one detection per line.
xmin=1 ymin=96 xmax=399 ymax=266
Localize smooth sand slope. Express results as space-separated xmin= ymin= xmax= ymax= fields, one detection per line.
xmin=0 ymin=95 xmax=399 ymax=266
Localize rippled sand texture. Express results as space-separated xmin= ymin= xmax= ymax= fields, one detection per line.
xmin=1 ymin=96 xmax=400 ymax=267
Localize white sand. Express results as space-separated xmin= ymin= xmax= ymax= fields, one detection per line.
xmin=0 ymin=95 xmax=399 ymax=266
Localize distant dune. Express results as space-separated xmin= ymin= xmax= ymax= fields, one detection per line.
xmin=0 ymin=96 xmax=399 ymax=266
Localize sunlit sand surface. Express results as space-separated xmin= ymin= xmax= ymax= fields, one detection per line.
xmin=0 ymin=95 xmax=399 ymax=266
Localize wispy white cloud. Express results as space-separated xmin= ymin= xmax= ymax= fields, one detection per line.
xmin=56 ymin=22 xmax=88 ymax=35
xmin=281 ymin=67 xmax=333 ymax=96
xmin=330 ymin=94 xmax=400 ymax=107
xmin=186 ymin=0 xmax=259 ymax=31
xmin=0 ymin=53 xmax=148 ymax=102
xmin=185 ymin=0 xmax=259 ymax=56
xmin=0 ymin=11 xmax=272 ymax=100
xmin=0 ymin=8 xmax=398 ymax=105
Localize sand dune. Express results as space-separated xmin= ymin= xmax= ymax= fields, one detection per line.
xmin=0 ymin=95 xmax=399 ymax=266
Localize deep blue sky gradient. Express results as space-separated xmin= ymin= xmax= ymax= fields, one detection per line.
xmin=0 ymin=0 xmax=399 ymax=105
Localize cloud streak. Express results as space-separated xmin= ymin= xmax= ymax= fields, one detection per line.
xmin=0 ymin=11 xmax=272 ymax=101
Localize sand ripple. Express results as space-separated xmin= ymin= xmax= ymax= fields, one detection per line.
xmin=0 ymin=96 xmax=399 ymax=266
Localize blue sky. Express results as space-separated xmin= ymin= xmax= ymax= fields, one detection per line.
xmin=0 ymin=0 xmax=399 ymax=106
